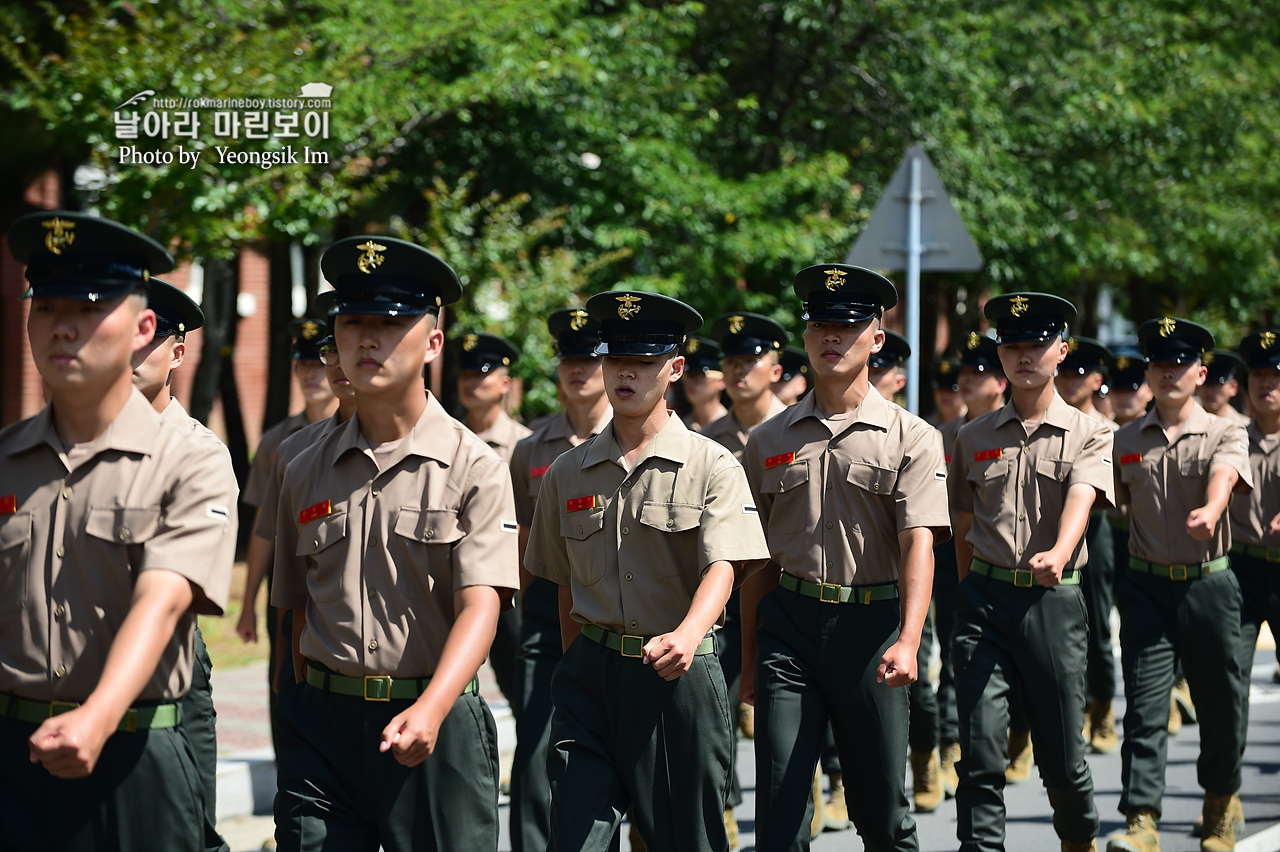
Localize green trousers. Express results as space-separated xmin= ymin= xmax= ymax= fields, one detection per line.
xmin=1 ymin=714 xmax=205 ymax=852
xmin=547 ymin=633 xmax=732 ymax=852
xmin=753 ymin=585 xmax=916 ymax=852
xmin=492 ymin=600 xmax=523 ymax=715
xmin=952 ymin=571 xmax=1098 ymax=851
xmin=1081 ymin=513 xmax=1116 ymax=701
xmin=273 ymin=675 xmax=500 ymax=852
xmin=1115 ymin=566 xmax=1244 ymax=816
xmin=1234 ymin=552 xmax=1280 ymax=739
xmin=718 ymin=588 xmax=745 ymax=808
xmin=511 ymin=578 xmax=561 ymax=852
xmin=908 ymin=608 xmax=939 ymax=753
xmin=180 ymin=626 xmax=230 ymax=852
xmin=933 ymin=540 xmax=961 ymax=744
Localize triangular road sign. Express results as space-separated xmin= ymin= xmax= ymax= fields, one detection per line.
xmin=845 ymin=145 xmax=983 ymax=272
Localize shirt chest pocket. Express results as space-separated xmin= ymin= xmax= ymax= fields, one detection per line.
xmin=1118 ymin=457 xmax=1153 ymax=487
xmin=967 ymin=457 xmax=1010 ymax=487
xmin=559 ymin=507 xmax=607 ymax=584
xmin=393 ymin=508 xmax=464 ymax=600
xmin=296 ymin=511 xmax=348 ymax=602
xmin=846 ymin=461 xmax=897 ymax=496
xmin=639 ymin=502 xmax=703 ymax=576
xmin=1035 ymin=458 xmax=1073 ymax=483
xmin=1179 ymin=455 xmax=1209 ymax=479
xmin=758 ymin=460 xmax=811 ymax=534
xmin=0 ymin=512 xmax=32 ymax=616
xmin=85 ymin=505 xmax=162 ymax=546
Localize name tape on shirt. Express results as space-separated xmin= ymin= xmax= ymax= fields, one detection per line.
xmin=1120 ymin=453 xmax=1143 ymax=466
xmin=501 ymin=520 xmax=518 ymax=534
xmin=974 ymin=448 xmax=1003 ymax=462
xmin=530 ymin=464 xmax=551 ymax=478
xmin=299 ymin=500 xmax=332 ymax=525
xmin=0 ymin=495 xmax=15 ymax=515
xmin=765 ymin=451 xmax=796 ymax=469
xmin=566 ymin=495 xmax=597 ymax=512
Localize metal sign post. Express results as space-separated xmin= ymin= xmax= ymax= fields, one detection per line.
xmin=846 ymin=144 xmax=984 ymax=413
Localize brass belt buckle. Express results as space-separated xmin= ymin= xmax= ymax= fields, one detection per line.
xmin=48 ymin=700 xmax=77 ymax=718
xmin=123 ymin=708 xmax=139 ymax=733
xmin=620 ymin=635 xmax=644 ymax=658
xmin=818 ymin=583 xmax=841 ymax=603
xmin=1266 ymin=547 xmax=1280 ymax=564
xmin=1168 ymin=564 xmax=1188 ymax=581
xmin=364 ymin=675 xmax=392 ymax=701
xmin=1012 ymin=569 xmax=1033 ymax=588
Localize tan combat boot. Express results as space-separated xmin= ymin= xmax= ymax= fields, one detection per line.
xmin=1090 ymin=698 xmax=1119 ymax=754
xmin=823 ymin=772 xmax=853 ymax=831
xmin=911 ymin=749 xmax=945 ymax=812
xmin=724 ymin=808 xmax=739 ymax=851
xmin=1005 ymin=726 xmax=1034 ymax=784
xmin=1082 ymin=698 xmax=1095 ymax=742
xmin=809 ymin=767 xmax=824 ymax=840
xmin=1167 ymin=688 xmax=1183 ymax=736
xmin=1200 ymin=792 xmax=1244 ymax=852
xmin=738 ymin=704 xmax=755 ymax=739
xmin=939 ymin=740 xmax=961 ymax=797
xmin=1173 ymin=677 xmax=1197 ymax=724
xmin=1063 ymin=840 xmax=1098 ymax=852
xmin=1105 ymin=808 xmax=1160 ymax=852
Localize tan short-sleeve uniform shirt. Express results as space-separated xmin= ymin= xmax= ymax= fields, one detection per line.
xmin=474 ymin=410 xmax=532 ymax=466
xmin=524 ymin=413 xmax=769 ymax=636
xmin=254 ymin=412 xmax=346 ymax=542
xmin=701 ymin=395 xmax=789 ymax=461
xmin=243 ymin=411 xmax=311 ymax=508
xmin=744 ymin=387 xmax=951 ymax=586
xmin=0 ymin=390 xmax=238 ymax=702
xmin=947 ymin=393 xmax=1114 ymax=572
xmin=1114 ymin=406 xmax=1252 ymax=564
xmin=272 ymin=393 xmax=520 ymax=679
xmin=510 ymin=410 xmax=611 ymax=528
xmin=1229 ymin=424 xmax=1280 ymax=550
xmin=1219 ymin=406 xmax=1252 ymax=429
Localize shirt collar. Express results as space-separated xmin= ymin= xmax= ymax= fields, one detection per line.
xmin=582 ymin=410 xmax=691 ymax=469
xmin=545 ymin=408 xmax=611 ymax=443
xmin=1136 ymin=401 xmax=1213 ymax=437
xmin=992 ymin=391 xmax=1075 ymax=431
xmin=333 ymin=391 xmax=459 ymax=468
xmin=786 ymin=384 xmax=891 ymax=433
xmin=8 ymin=389 xmax=164 ymax=459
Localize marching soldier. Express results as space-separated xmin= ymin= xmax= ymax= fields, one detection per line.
xmin=132 ymin=277 xmax=234 ymax=852
xmin=449 ymin=331 xmax=531 ymax=714
xmin=1198 ymin=349 xmax=1250 ymax=427
xmin=935 ymin=333 xmax=1007 ymax=796
xmin=1107 ymin=317 xmax=1252 ymax=852
xmin=931 ymin=357 xmax=967 ymax=426
xmin=2 ymin=212 xmax=238 ymax=850
xmin=681 ymin=336 xmax=729 ymax=431
xmin=868 ymin=329 xmax=911 ymax=403
xmin=773 ymin=346 xmax=811 ymax=406
xmin=524 ymin=291 xmax=770 ymax=851
xmin=1228 ymin=328 xmax=1280 ymax=805
xmin=508 ymin=307 xmax=612 ymax=852
xmin=1055 ymin=336 xmax=1122 ymax=755
xmin=741 ymin=264 xmax=950 ymax=852
xmin=948 ymin=293 xmax=1111 ymax=852
xmin=271 ymin=237 xmax=520 ymax=850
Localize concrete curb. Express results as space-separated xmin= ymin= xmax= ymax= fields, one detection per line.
xmin=214 ymin=701 xmax=516 ymax=822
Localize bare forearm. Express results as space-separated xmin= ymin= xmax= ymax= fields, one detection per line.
xmin=1203 ymin=466 xmax=1238 ymax=515
xmin=558 ymin=584 xmax=581 ymax=651
xmin=241 ymin=529 xmax=272 ymax=608
xmin=896 ymin=528 xmax=935 ymax=648
xmin=1052 ymin=485 xmax=1097 ymax=558
xmin=678 ymin=561 xmax=735 ymax=641
xmin=739 ymin=562 xmax=780 ymax=674
xmin=954 ymin=513 xmax=974 ymax=581
xmin=416 ymin=586 xmax=501 ymax=716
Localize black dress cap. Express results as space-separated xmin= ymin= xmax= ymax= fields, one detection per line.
xmin=9 ymin=210 xmax=174 ymax=302
xmin=778 ymin=347 xmax=810 ymax=382
xmin=1060 ymin=337 xmax=1111 ymax=377
xmin=448 ymin=333 xmax=520 ymax=373
xmin=868 ymin=330 xmax=911 ymax=370
xmin=547 ymin=308 xmax=602 ymax=358
xmin=1202 ymin=349 xmax=1244 ymax=384
xmin=586 ymin=291 xmax=702 ymax=357
xmin=289 ymin=316 xmax=327 ymax=361
xmin=1108 ymin=344 xmax=1147 ymax=390
xmin=959 ymin=332 xmax=1003 ymax=374
xmin=1238 ymin=330 xmax=1280 ymax=371
xmin=709 ymin=312 xmax=788 ymax=358
xmin=321 ymin=236 xmax=461 ymax=316
xmin=933 ymin=358 xmax=962 ymax=391
xmin=793 ymin=264 xmax=897 ymax=323
xmin=984 ymin=293 xmax=1076 ymax=344
xmin=146 ymin=278 xmax=203 ymax=338
xmin=682 ymin=337 xmax=724 ymax=375
xmin=1137 ymin=317 xmax=1213 ymax=365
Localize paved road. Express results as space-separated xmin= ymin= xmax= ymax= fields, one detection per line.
xmin=219 ymin=648 xmax=1280 ymax=851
